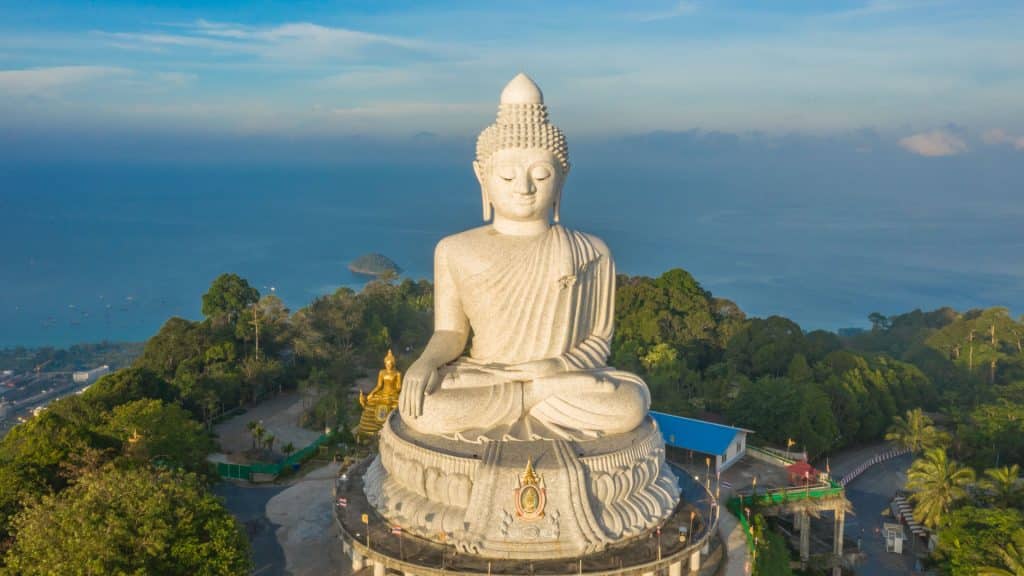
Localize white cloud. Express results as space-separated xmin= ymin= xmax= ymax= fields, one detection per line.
xmin=982 ymin=128 xmax=1024 ymax=150
xmin=898 ymin=129 xmax=967 ymax=157
xmin=831 ymin=0 xmax=949 ymax=19
xmin=155 ymin=72 xmax=197 ymax=86
xmin=0 ymin=66 xmax=128 ymax=96
xmin=630 ymin=1 xmax=698 ymax=22
xmin=99 ymin=20 xmax=427 ymax=63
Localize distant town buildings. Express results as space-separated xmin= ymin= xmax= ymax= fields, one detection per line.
xmin=73 ymin=365 xmax=110 ymax=385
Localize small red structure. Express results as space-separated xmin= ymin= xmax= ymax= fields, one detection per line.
xmin=785 ymin=460 xmax=819 ymax=486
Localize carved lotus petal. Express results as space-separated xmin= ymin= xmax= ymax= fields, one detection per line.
xmin=594 ymin=472 xmax=614 ymax=503
xmin=448 ymin=473 xmax=472 ymax=508
xmin=424 ymin=467 xmax=441 ymax=501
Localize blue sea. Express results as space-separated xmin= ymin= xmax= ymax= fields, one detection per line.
xmin=3 ymin=133 xmax=1022 ymax=348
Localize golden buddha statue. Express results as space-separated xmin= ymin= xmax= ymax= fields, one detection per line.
xmin=356 ymin=349 xmax=402 ymax=442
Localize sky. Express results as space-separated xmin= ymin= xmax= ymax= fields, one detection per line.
xmin=1 ymin=0 xmax=1023 ymax=145
xmin=2 ymin=1 xmax=1024 ymax=346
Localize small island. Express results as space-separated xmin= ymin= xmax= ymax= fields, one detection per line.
xmin=348 ymin=253 xmax=401 ymax=277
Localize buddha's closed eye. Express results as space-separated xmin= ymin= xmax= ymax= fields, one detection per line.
xmin=530 ymin=165 xmax=551 ymax=181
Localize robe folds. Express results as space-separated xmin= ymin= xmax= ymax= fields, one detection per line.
xmin=405 ymin=225 xmax=650 ymax=441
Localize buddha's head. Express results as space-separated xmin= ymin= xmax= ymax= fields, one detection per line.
xmin=384 ymin=349 xmax=396 ymax=371
xmin=474 ymin=73 xmax=570 ymax=224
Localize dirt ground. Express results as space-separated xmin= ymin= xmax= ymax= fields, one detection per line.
xmin=215 ymin=392 xmax=322 ymax=459
xmin=266 ymin=461 xmax=348 ymax=576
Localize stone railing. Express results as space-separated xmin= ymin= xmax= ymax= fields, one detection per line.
xmin=838 ymin=447 xmax=910 ymax=487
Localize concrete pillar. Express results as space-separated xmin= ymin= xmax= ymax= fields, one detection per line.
xmin=373 ymin=560 xmax=386 ymax=576
xmin=799 ymin=511 xmax=810 ymax=566
xmin=833 ymin=509 xmax=846 ymax=576
xmin=690 ymin=550 xmax=701 ymax=571
xmin=669 ymin=560 xmax=682 ymax=576
xmin=351 ymin=551 xmax=365 ymax=572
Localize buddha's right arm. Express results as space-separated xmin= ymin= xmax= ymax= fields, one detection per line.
xmin=415 ymin=330 xmax=467 ymax=368
xmin=426 ymin=236 xmax=470 ymax=366
xmin=400 ymin=239 xmax=470 ymax=417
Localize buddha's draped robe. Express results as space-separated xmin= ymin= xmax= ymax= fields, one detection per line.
xmin=406 ymin=225 xmax=650 ymax=440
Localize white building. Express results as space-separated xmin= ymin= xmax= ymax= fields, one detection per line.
xmin=651 ymin=412 xmax=753 ymax=474
xmin=73 ymin=365 xmax=111 ymax=385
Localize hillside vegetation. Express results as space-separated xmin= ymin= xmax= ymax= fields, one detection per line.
xmin=0 ymin=268 xmax=1020 ymax=574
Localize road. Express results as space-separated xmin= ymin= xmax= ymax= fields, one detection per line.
xmin=213 ymin=482 xmax=289 ymax=575
xmin=843 ymin=453 xmax=919 ymax=575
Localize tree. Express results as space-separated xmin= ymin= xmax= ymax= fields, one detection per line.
xmin=102 ymin=399 xmax=214 ymax=472
xmin=979 ymin=464 xmax=1023 ymax=508
xmin=201 ymin=273 xmax=259 ymax=321
xmin=868 ymin=312 xmax=891 ymax=331
xmin=937 ymin=510 xmax=1024 ymax=575
xmin=282 ymin=442 xmax=296 ymax=458
xmin=750 ymin=513 xmax=794 ymax=576
xmin=80 ymin=367 xmax=175 ymax=411
xmin=2 ymin=465 xmax=250 ymax=575
xmin=959 ymin=400 xmax=1024 ymax=469
xmin=978 ymin=533 xmax=1024 ymax=576
xmin=884 ymin=408 xmax=949 ymax=454
xmin=725 ymin=316 xmax=807 ymax=378
xmin=247 ymin=420 xmax=264 ymax=450
xmin=906 ymin=448 xmax=976 ymax=530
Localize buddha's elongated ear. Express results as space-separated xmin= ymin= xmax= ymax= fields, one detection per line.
xmin=473 ymin=160 xmax=492 ymax=222
xmin=482 ymin=189 xmax=492 ymax=222
xmin=553 ymin=182 xmax=563 ymax=223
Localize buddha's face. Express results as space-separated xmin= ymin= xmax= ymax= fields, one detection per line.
xmin=385 ymin=357 xmax=395 ymax=370
xmin=477 ymin=148 xmax=563 ymax=223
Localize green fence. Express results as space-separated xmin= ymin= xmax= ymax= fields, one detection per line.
xmin=216 ymin=434 xmax=329 ymax=481
xmin=727 ymin=479 xmax=845 ymax=553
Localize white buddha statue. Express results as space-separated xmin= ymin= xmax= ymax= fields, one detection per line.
xmin=398 ymin=73 xmax=650 ymax=441
xmin=364 ymin=75 xmax=679 ymax=560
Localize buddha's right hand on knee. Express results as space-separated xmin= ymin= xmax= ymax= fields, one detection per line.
xmin=400 ymin=360 xmax=443 ymax=418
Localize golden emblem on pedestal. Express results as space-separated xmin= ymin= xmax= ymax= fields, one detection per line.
xmin=356 ymin=349 xmax=402 ymax=443
xmin=514 ymin=458 xmax=546 ymax=521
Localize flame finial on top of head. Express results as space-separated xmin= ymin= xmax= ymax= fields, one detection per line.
xmin=500 ymin=73 xmax=544 ymax=105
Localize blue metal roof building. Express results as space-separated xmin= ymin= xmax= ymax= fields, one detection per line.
xmin=651 ymin=412 xmax=753 ymax=473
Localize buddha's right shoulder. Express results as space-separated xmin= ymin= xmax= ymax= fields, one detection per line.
xmin=434 ymin=226 xmax=489 ymax=259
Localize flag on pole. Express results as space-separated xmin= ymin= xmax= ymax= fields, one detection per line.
xmin=392 ymin=525 xmax=403 ymax=535
xmin=337 ymin=496 xmax=348 ymax=508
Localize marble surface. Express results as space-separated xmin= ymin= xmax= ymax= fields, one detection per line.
xmin=365 ymin=73 xmax=680 ymax=559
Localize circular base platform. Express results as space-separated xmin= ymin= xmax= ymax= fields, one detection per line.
xmin=336 ymin=457 xmax=720 ymax=575
xmin=362 ymin=414 xmax=681 ymax=559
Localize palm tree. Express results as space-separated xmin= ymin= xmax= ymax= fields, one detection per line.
xmin=885 ymin=408 xmax=949 ymax=454
xmin=978 ymin=532 xmax=1024 ymax=576
xmin=282 ymin=442 xmax=295 ymax=458
xmin=980 ymin=464 xmax=1023 ymax=508
xmin=905 ymin=448 xmax=975 ymax=530
xmin=248 ymin=420 xmax=265 ymax=451
xmin=246 ymin=420 xmax=259 ymax=450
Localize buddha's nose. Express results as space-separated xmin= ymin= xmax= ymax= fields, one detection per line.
xmin=515 ymin=175 xmax=536 ymax=196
